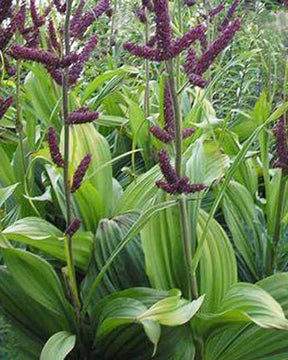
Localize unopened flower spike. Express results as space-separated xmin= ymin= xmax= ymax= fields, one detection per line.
xmin=0 ymin=96 xmax=13 ymax=119
xmin=66 ymin=107 xmax=99 ymax=125
xmin=47 ymin=126 xmax=64 ymax=168
xmin=156 ymin=151 xmax=205 ymax=194
xmin=219 ymin=0 xmax=240 ymax=31
xmin=70 ymin=0 xmax=110 ymax=38
xmin=185 ymin=19 xmax=241 ymax=88
xmin=274 ymin=116 xmax=288 ymax=173
xmin=71 ymin=154 xmax=92 ymax=193
xmin=65 ymin=218 xmax=81 ymax=237
xmin=124 ymin=0 xmax=205 ymax=61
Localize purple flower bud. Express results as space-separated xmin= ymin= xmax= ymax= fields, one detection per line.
xmin=30 ymin=0 xmax=45 ymax=27
xmin=164 ymin=82 xmax=175 ymax=134
xmin=274 ymin=116 xmax=288 ymax=173
xmin=123 ymin=42 xmax=158 ymax=60
xmin=154 ymin=0 xmax=172 ymax=56
xmin=182 ymin=127 xmax=195 ymax=139
xmin=150 ymin=126 xmax=175 ymax=143
xmin=65 ymin=218 xmax=81 ymax=237
xmin=184 ymin=0 xmax=196 ymax=6
xmin=70 ymin=0 xmax=110 ymax=38
xmin=171 ymin=24 xmax=205 ymax=57
xmin=219 ymin=0 xmax=240 ymax=31
xmin=209 ymin=4 xmax=225 ymax=19
xmin=156 ymin=180 xmax=178 ymax=194
xmin=66 ymin=107 xmax=99 ymax=124
xmin=185 ymin=19 xmax=241 ymax=87
xmin=71 ymin=153 xmax=92 ymax=192
xmin=48 ymin=19 xmax=60 ymax=52
xmin=70 ymin=0 xmax=85 ymax=35
xmin=47 ymin=126 xmax=64 ymax=167
xmin=0 ymin=0 xmax=13 ymax=23
xmin=197 ymin=19 xmax=241 ymax=74
xmin=158 ymin=150 xmax=179 ymax=184
xmin=135 ymin=6 xmax=147 ymax=23
xmin=0 ymin=96 xmax=13 ymax=119
xmin=142 ymin=0 xmax=153 ymax=11
xmin=52 ymin=0 xmax=66 ymax=14
xmin=60 ymin=52 xmax=79 ymax=68
xmin=9 ymin=44 xmax=60 ymax=67
xmin=146 ymin=34 xmax=157 ymax=47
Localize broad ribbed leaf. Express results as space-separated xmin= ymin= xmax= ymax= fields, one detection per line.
xmin=40 ymin=332 xmax=76 ymax=360
xmin=2 ymin=217 xmax=93 ymax=271
xmin=0 ymin=267 xmax=70 ymax=340
xmin=2 ymin=248 xmax=72 ymax=318
xmin=97 ymin=290 xmax=202 ymax=355
xmin=222 ymin=181 xmax=268 ymax=281
xmin=205 ymin=274 xmax=288 ymax=360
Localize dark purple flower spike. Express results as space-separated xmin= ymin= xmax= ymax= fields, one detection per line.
xmin=65 ymin=218 xmax=81 ymax=236
xmin=155 ymin=151 xmax=205 ymax=194
xmin=124 ymin=0 xmax=205 ymax=61
xmin=0 ymin=96 xmax=13 ymax=119
xmin=70 ymin=0 xmax=110 ymax=38
xmin=274 ymin=116 xmax=288 ymax=173
xmin=66 ymin=107 xmax=99 ymax=125
xmin=150 ymin=82 xmax=196 ymax=143
xmin=185 ymin=19 xmax=241 ymax=87
xmin=219 ymin=0 xmax=240 ymax=31
xmin=71 ymin=154 xmax=92 ymax=193
xmin=47 ymin=126 xmax=64 ymax=168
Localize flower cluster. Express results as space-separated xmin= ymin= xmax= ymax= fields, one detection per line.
xmin=71 ymin=154 xmax=92 ymax=193
xmin=70 ymin=0 xmax=110 ymax=38
xmin=48 ymin=126 xmax=64 ymax=168
xmin=219 ymin=0 xmax=239 ymax=31
xmin=185 ymin=18 xmax=241 ymax=87
xmin=150 ymin=83 xmax=195 ymax=143
xmin=9 ymin=0 xmax=109 ymax=87
xmin=124 ymin=0 xmax=205 ymax=61
xmin=65 ymin=218 xmax=81 ymax=237
xmin=0 ymin=96 xmax=13 ymax=119
xmin=274 ymin=116 xmax=288 ymax=173
xmin=155 ymin=151 xmax=205 ymax=194
xmin=66 ymin=107 xmax=99 ymax=125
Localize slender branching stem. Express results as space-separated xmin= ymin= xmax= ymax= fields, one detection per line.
xmin=144 ymin=12 xmax=152 ymax=169
xmin=272 ymin=173 xmax=286 ymax=272
xmin=165 ymin=59 xmax=198 ymax=301
xmin=15 ymin=0 xmax=26 ymax=181
xmin=62 ymin=0 xmax=81 ymax=316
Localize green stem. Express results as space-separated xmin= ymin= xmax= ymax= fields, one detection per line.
xmin=144 ymin=14 xmax=152 ymax=169
xmin=272 ymin=174 xmax=286 ymax=272
xmin=176 ymin=0 xmax=183 ymax=88
xmin=165 ymin=59 xmax=198 ymax=300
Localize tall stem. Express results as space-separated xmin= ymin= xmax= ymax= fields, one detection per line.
xmin=62 ymin=0 xmax=81 ymax=316
xmin=144 ymin=14 xmax=152 ymax=169
xmin=15 ymin=0 xmax=26 ymax=179
xmin=272 ymin=174 xmax=286 ymax=272
xmin=176 ymin=0 xmax=183 ymax=88
xmin=165 ymin=59 xmax=198 ymax=300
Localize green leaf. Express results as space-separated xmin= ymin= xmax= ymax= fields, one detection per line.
xmin=97 ymin=291 xmax=202 ymax=356
xmin=205 ymin=274 xmax=288 ymax=360
xmin=0 ymin=183 xmax=19 ymax=207
xmin=2 ymin=248 xmax=71 ymax=317
xmin=82 ymin=68 xmax=130 ymax=102
xmin=2 ymin=217 xmax=93 ymax=271
xmin=40 ymin=331 xmax=76 ymax=360
xmin=222 ymin=181 xmax=267 ymax=281
xmin=82 ymin=214 xmax=148 ymax=304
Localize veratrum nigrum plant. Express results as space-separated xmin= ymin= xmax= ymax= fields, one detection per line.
xmin=1 ymin=0 xmax=288 ymax=359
